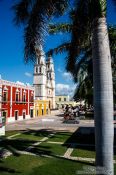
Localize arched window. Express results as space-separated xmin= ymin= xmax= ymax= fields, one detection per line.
xmin=35 ymin=67 xmax=38 ymax=73
xmin=40 ymin=67 xmax=41 ymax=73
xmin=15 ymin=88 xmax=20 ymax=102
xmin=23 ymin=90 xmax=26 ymax=102
xmin=3 ymin=86 xmax=8 ymax=102
xmin=30 ymin=91 xmax=34 ymax=102
xmin=38 ymin=58 xmax=40 ymax=64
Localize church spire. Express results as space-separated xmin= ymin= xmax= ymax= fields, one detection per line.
xmin=35 ymin=44 xmax=45 ymax=65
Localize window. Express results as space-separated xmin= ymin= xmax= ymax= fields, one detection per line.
xmin=3 ymin=91 xmax=8 ymax=102
xmin=35 ymin=67 xmax=38 ymax=73
xmin=30 ymin=91 xmax=34 ymax=102
xmin=15 ymin=89 xmax=20 ymax=102
xmin=23 ymin=93 xmax=26 ymax=102
xmin=64 ymin=98 xmax=66 ymax=101
xmin=16 ymin=93 xmax=19 ymax=102
xmin=2 ymin=111 xmax=7 ymax=118
xmin=38 ymin=58 xmax=40 ymax=64
xmin=30 ymin=95 xmax=34 ymax=102
xmin=59 ymin=98 xmax=61 ymax=102
xmin=40 ymin=67 xmax=41 ymax=73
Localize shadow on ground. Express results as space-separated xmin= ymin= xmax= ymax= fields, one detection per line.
xmin=0 ymin=166 xmax=21 ymax=174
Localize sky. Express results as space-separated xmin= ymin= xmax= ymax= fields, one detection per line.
xmin=0 ymin=0 xmax=116 ymax=96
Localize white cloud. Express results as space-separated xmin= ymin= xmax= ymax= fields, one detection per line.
xmin=16 ymin=81 xmax=25 ymax=85
xmin=62 ymin=72 xmax=73 ymax=81
xmin=26 ymin=83 xmax=31 ymax=86
xmin=16 ymin=81 xmax=31 ymax=87
xmin=57 ymin=68 xmax=62 ymax=73
xmin=55 ymin=83 xmax=76 ymax=96
xmin=57 ymin=68 xmax=73 ymax=82
xmin=25 ymin=72 xmax=32 ymax=77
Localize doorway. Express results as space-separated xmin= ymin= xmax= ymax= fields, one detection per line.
xmin=42 ymin=109 xmax=44 ymax=115
xmin=15 ymin=111 xmax=18 ymax=120
xmin=23 ymin=111 xmax=26 ymax=119
xmin=30 ymin=109 xmax=33 ymax=118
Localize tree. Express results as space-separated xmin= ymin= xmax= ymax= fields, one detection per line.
xmin=13 ymin=0 xmax=116 ymax=174
xmin=48 ymin=23 xmax=116 ymax=108
xmin=68 ymin=1 xmax=114 ymax=174
xmin=12 ymin=0 xmax=69 ymax=63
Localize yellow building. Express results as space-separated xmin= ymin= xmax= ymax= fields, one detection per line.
xmin=34 ymin=100 xmax=50 ymax=117
xmin=55 ymin=95 xmax=85 ymax=109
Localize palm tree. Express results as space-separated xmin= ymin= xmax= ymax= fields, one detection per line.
xmin=48 ymin=23 xmax=116 ymax=109
xmin=49 ymin=3 xmax=115 ymax=174
xmin=68 ymin=2 xmax=114 ymax=174
xmin=12 ymin=0 xmax=69 ymax=63
xmin=13 ymin=0 xmax=116 ymax=174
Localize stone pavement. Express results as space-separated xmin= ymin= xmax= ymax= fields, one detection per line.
xmin=6 ymin=112 xmax=94 ymax=132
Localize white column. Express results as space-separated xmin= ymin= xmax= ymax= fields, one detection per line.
xmin=10 ymin=86 xmax=12 ymax=117
xmin=28 ymin=89 xmax=29 ymax=115
xmin=0 ymin=78 xmax=5 ymax=136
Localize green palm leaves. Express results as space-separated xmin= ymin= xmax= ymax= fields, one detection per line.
xmin=13 ymin=0 xmax=69 ymax=63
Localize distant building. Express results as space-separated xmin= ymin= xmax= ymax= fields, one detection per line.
xmin=55 ymin=95 xmax=77 ymax=108
xmin=33 ymin=45 xmax=55 ymax=110
xmin=1 ymin=79 xmax=34 ymax=123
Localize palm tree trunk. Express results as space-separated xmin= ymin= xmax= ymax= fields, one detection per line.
xmin=92 ymin=17 xmax=114 ymax=175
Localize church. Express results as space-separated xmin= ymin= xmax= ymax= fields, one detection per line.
xmin=33 ymin=45 xmax=55 ymax=109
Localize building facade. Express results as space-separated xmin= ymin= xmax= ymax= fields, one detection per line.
xmin=55 ymin=95 xmax=84 ymax=109
xmin=33 ymin=45 xmax=55 ymax=109
xmin=34 ymin=100 xmax=50 ymax=117
xmin=1 ymin=79 xmax=34 ymax=123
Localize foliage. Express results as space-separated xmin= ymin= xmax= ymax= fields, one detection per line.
xmin=48 ymin=19 xmax=116 ymax=104
xmin=13 ymin=0 xmax=69 ymax=63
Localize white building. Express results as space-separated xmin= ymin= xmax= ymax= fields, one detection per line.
xmin=33 ymin=45 xmax=55 ymax=109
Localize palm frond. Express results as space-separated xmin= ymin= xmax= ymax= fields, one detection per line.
xmin=12 ymin=0 xmax=34 ymax=25
xmin=73 ymin=75 xmax=93 ymax=102
xmin=13 ymin=0 xmax=69 ymax=63
xmin=67 ymin=0 xmax=91 ymax=74
xmin=46 ymin=42 xmax=70 ymax=56
xmin=108 ymin=25 xmax=116 ymax=59
xmin=49 ymin=23 xmax=72 ymax=34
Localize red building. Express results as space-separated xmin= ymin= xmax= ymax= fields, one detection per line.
xmin=1 ymin=79 xmax=34 ymax=123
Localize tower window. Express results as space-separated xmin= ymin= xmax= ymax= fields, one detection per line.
xmin=35 ymin=67 xmax=38 ymax=73
xmin=64 ymin=98 xmax=66 ymax=101
xmin=40 ymin=67 xmax=41 ymax=73
xmin=59 ymin=98 xmax=61 ymax=102
xmin=38 ymin=58 xmax=40 ymax=64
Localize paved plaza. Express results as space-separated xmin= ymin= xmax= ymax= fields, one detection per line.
xmin=6 ymin=111 xmax=94 ymax=132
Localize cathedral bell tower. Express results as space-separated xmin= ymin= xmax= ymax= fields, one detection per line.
xmin=33 ymin=45 xmax=46 ymax=100
xmin=46 ymin=56 xmax=55 ymax=109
